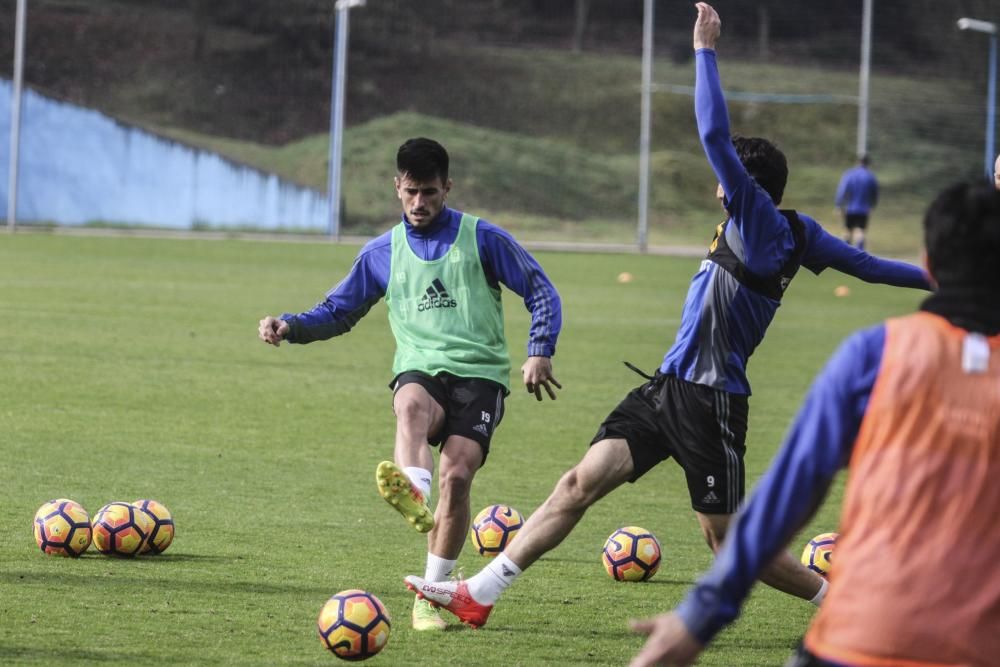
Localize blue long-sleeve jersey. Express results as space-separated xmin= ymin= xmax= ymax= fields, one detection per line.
xmin=835 ymin=166 xmax=879 ymax=215
xmin=676 ymin=325 xmax=881 ymax=644
xmin=659 ymin=49 xmax=929 ymax=395
xmin=281 ymin=207 xmax=562 ymax=359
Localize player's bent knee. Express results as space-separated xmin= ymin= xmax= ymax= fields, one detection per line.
xmin=394 ymin=395 xmax=429 ymax=422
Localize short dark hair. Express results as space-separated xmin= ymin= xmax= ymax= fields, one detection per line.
xmin=858 ymin=154 xmax=871 ymax=166
xmin=924 ymin=181 xmax=1000 ymax=289
xmin=732 ymin=136 xmax=788 ymax=205
xmin=396 ymin=137 xmax=449 ymax=183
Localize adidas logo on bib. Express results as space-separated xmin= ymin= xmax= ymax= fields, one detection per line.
xmin=418 ymin=278 xmax=458 ymax=312
xmin=702 ymin=491 xmax=721 ymax=504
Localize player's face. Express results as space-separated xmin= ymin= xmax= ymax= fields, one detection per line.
xmin=994 ymin=155 xmax=1000 ymax=190
xmin=395 ymin=174 xmax=451 ymax=228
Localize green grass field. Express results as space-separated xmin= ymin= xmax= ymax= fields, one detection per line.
xmin=0 ymin=233 xmax=926 ymax=665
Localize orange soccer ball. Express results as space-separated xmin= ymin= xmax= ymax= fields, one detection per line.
xmin=92 ymin=501 xmax=153 ymax=557
xmin=33 ymin=498 xmax=92 ymax=557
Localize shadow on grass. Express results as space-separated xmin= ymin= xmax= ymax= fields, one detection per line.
xmin=2 ymin=569 xmax=332 ymax=597
xmin=537 ymin=556 xmax=597 ymax=565
xmin=132 ymin=552 xmax=231 ymax=562
xmin=0 ymin=645 xmax=191 ymax=664
xmin=615 ymin=577 xmax=693 ymax=586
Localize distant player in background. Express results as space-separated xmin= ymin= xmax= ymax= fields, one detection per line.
xmin=258 ymin=137 xmax=562 ymax=631
xmin=404 ymin=2 xmax=930 ymax=629
xmin=628 ymin=181 xmax=1000 ymax=667
xmin=835 ymin=154 xmax=879 ymax=250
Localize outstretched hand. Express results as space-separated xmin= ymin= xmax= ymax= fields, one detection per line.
xmin=258 ymin=315 xmax=289 ymax=347
xmin=521 ymin=356 xmax=562 ymax=401
xmin=693 ymin=2 xmax=721 ymax=51
xmin=628 ymin=612 xmax=704 ymax=667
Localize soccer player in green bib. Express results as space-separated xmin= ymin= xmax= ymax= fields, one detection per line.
xmin=258 ymin=138 xmax=562 ymax=630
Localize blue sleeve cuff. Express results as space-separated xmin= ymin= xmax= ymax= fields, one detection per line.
xmin=675 ymin=583 xmax=735 ymax=644
xmin=526 ymin=342 xmax=555 ymax=358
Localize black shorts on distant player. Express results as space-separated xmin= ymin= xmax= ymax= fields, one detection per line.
xmin=844 ymin=212 xmax=869 ymax=230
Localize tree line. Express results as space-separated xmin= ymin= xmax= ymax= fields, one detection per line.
xmin=138 ymin=0 xmax=999 ymax=74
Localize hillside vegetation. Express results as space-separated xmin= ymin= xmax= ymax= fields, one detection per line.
xmin=155 ymin=44 xmax=978 ymax=254
xmin=3 ymin=1 xmax=987 ymax=254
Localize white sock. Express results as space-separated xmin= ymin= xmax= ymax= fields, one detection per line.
xmin=467 ymin=553 xmax=523 ymax=605
xmin=809 ymin=577 xmax=829 ymax=606
xmin=424 ymin=554 xmax=456 ymax=582
xmin=404 ymin=466 xmax=433 ymax=499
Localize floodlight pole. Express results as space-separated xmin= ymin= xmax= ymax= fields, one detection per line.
xmin=328 ymin=0 xmax=365 ymax=240
xmin=958 ymin=17 xmax=998 ymax=181
xmin=7 ymin=0 xmax=27 ymax=233
xmin=855 ymin=0 xmax=872 ymax=159
xmin=636 ymin=0 xmax=654 ymax=254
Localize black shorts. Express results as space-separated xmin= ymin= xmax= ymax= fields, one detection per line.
xmin=844 ymin=213 xmax=869 ymax=230
xmin=390 ymin=371 xmax=506 ymax=463
xmin=591 ymin=374 xmax=748 ymax=514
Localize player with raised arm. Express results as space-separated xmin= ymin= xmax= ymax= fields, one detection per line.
xmin=258 ymin=138 xmax=562 ymax=631
xmin=404 ymin=2 xmax=930 ymax=630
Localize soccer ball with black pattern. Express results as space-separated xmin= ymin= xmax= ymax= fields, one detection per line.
xmin=33 ymin=498 xmax=92 ymax=557
xmin=92 ymin=501 xmax=153 ymax=557
xmin=132 ymin=499 xmax=175 ymax=555
xmin=602 ymin=526 xmax=662 ymax=582
xmin=317 ymin=589 xmax=391 ymax=661
xmin=801 ymin=532 xmax=838 ymax=578
xmin=469 ymin=504 xmax=524 ymax=557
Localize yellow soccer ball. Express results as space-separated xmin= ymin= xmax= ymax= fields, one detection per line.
xmin=801 ymin=532 xmax=838 ymax=578
xmin=602 ymin=526 xmax=661 ymax=582
xmin=33 ymin=498 xmax=92 ymax=557
xmin=132 ymin=499 xmax=175 ymax=554
xmin=92 ymin=501 xmax=153 ymax=557
xmin=469 ymin=504 xmax=524 ymax=557
xmin=317 ymin=589 xmax=391 ymax=661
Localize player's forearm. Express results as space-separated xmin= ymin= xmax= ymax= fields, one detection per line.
xmin=526 ymin=299 xmax=561 ymax=358
xmin=282 ymin=300 xmax=375 ymax=343
xmin=841 ymin=253 xmax=930 ymax=290
xmin=282 ymin=247 xmax=389 ymax=344
xmin=695 ymin=49 xmax=743 ymax=195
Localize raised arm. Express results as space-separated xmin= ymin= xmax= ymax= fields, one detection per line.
xmin=694 ymin=3 xmax=789 ymax=262
xmin=694 ymin=4 xmax=746 ymax=200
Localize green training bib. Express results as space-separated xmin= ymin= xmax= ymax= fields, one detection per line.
xmin=386 ymin=213 xmax=510 ymax=389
